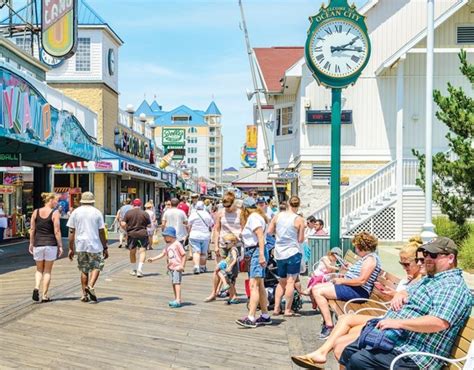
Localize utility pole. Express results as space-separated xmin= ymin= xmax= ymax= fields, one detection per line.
xmin=238 ymin=0 xmax=279 ymax=205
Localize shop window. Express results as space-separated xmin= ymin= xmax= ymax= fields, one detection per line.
xmin=276 ymin=106 xmax=294 ymax=136
xmin=76 ymin=38 xmax=91 ymax=71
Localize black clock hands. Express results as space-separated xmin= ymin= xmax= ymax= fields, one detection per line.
xmin=331 ymin=46 xmax=363 ymax=53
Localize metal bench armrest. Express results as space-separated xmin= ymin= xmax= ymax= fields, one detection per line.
xmin=353 ymin=307 xmax=388 ymax=316
xmin=390 ymin=352 xmax=467 ymax=370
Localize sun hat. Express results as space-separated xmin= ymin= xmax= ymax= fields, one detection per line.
xmin=80 ymin=192 xmax=95 ymax=204
xmin=242 ymin=197 xmax=257 ymax=208
xmin=162 ymin=226 xmax=177 ymax=238
xmin=196 ymin=201 xmax=205 ymax=210
xmin=132 ymin=199 xmax=142 ymax=207
xmin=422 ymin=236 xmax=458 ymax=255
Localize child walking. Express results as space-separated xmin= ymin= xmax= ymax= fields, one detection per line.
xmin=147 ymin=226 xmax=185 ymax=308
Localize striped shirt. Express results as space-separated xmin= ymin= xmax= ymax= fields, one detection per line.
xmin=345 ymin=252 xmax=381 ymax=294
xmin=386 ymin=268 xmax=472 ymax=370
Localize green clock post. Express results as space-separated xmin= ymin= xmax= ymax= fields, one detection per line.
xmin=305 ymin=0 xmax=371 ymax=247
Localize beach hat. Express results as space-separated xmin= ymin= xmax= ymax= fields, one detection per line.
xmin=196 ymin=201 xmax=205 ymax=210
xmin=242 ymin=197 xmax=257 ymax=208
xmin=422 ymin=237 xmax=458 ymax=255
xmin=162 ymin=226 xmax=177 ymax=238
xmin=80 ymin=192 xmax=95 ymax=204
xmin=132 ymin=199 xmax=142 ymax=207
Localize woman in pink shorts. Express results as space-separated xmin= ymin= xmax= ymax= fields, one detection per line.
xmin=28 ymin=193 xmax=63 ymax=302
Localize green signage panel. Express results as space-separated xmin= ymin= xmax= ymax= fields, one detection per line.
xmin=0 ymin=153 xmax=21 ymax=166
xmin=162 ymin=128 xmax=186 ymax=147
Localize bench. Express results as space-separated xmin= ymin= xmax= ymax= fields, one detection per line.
xmin=327 ymin=250 xmax=400 ymax=317
xmin=390 ymin=317 xmax=474 ymax=370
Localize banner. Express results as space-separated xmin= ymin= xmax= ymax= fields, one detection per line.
xmin=246 ymin=125 xmax=257 ymax=148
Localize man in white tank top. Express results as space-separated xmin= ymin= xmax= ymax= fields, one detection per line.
xmin=267 ymin=196 xmax=305 ymax=316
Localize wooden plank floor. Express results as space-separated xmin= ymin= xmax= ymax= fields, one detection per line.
xmin=0 ymin=241 xmax=339 ymax=369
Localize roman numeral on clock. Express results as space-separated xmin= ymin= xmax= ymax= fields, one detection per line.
xmin=324 ymin=61 xmax=331 ymax=70
xmin=314 ymin=46 xmax=322 ymax=52
xmin=325 ymin=28 xmax=332 ymax=35
xmin=335 ymin=25 xmax=342 ymax=33
xmin=346 ymin=63 xmax=352 ymax=70
xmin=351 ymin=55 xmax=360 ymax=63
xmin=335 ymin=65 xmax=341 ymax=73
xmin=316 ymin=54 xmax=324 ymax=62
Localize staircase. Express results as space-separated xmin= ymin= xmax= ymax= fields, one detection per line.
xmin=312 ymin=159 xmax=422 ymax=238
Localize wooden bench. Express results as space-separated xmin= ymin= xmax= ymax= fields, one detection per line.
xmin=328 ymin=250 xmax=400 ymax=317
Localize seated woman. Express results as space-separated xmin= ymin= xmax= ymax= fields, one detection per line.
xmin=291 ymin=240 xmax=425 ymax=369
xmin=311 ymin=231 xmax=381 ymax=339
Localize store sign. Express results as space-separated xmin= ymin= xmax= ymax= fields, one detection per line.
xmin=121 ymin=161 xmax=161 ymax=181
xmin=0 ymin=153 xmax=21 ymax=166
xmin=41 ymin=0 xmax=78 ymax=58
xmin=114 ymin=127 xmax=153 ymax=163
xmin=0 ymin=67 xmax=100 ymax=161
xmin=54 ymin=160 xmax=118 ymax=172
xmin=162 ymin=128 xmax=185 ymax=146
xmin=306 ymin=110 xmax=353 ymax=124
xmin=0 ymin=185 xmax=14 ymax=194
xmin=3 ymin=173 xmax=23 ymax=186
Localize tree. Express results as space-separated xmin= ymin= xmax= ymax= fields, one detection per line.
xmin=413 ymin=50 xmax=474 ymax=228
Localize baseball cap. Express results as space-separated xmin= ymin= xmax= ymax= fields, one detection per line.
xmin=196 ymin=201 xmax=205 ymax=210
xmin=422 ymin=237 xmax=458 ymax=255
xmin=242 ymin=197 xmax=257 ymax=208
xmin=191 ymin=193 xmax=199 ymax=198
xmin=330 ymin=247 xmax=343 ymax=256
xmin=132 ymin=199 xmax=142 ymax=207
xmin=256 ymin=197 xmax=266 ymax=204
xmin=79 ymin=192 xmax=95 ymax=204
xmin=162 ymin=226 xmax=177 ymax=238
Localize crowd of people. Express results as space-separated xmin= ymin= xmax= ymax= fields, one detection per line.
xmin=26 ymin=190 xmax=472 ymax=369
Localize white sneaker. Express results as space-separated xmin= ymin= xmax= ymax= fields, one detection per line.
xmin=136 ymin=270 xmax=144 ymax=278
xmin=193 ymin=266 xmax=200 ymax=274
xmin=130 ymin=270 xmax=137 ymax=276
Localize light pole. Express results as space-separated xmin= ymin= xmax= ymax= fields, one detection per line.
xmin=126 ymin=104 xmax=135 ymax=129
xmin=421 ymin=0 xmax=437 ymax=242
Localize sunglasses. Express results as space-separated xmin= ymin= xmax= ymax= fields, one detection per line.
xmin=398 ymin=261 xmax=412 ymax=268
xmin=415 ymin=257 xmax=425 ymax=264
xmin=422 ymin=251 xmax=449 ymax=259
xmin=224 ymin=241 xmax=235 ymax=245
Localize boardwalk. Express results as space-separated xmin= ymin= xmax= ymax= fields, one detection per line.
xmin=0 ymin=240 xmax=338 ymax=369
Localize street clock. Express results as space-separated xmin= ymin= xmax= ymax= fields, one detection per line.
xmin=305 ymin=0 xmax=371 ymax=88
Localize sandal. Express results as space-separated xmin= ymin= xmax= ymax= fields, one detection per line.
xmin=290 ymin=355 xmax=325 ymax=369
xmin=227 ymin=298 xmax=240 ymax=305
xmin=32 ymin=289 xmax=39 ymax=302
xmin=85 ymin=286 xmax=97 ymax=302
xmin=80 ymin=296 xmax=90 ymax=303
xmin=204 ymin=296 xmax=216 ymax=303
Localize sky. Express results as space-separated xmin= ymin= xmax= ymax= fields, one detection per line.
xmin=7 ymin=0 xmax=365 ymax=168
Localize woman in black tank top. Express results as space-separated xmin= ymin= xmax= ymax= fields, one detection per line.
xmin=28 ymin=193 xmax=63 ymax=302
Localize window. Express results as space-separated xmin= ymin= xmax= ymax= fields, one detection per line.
xmin=210 ymin=137 xmax=216 ymax=145
xmin=187 ymin=158 xmax=197 ymax=164
xmin=312 ymin=164 xmax=331 ymax=180
xmin=276 ymin=106 xmax=293 ymax=136
xmin=209 ymin=168 xmax=216 ymax=174
xmin=15 ymin=37 xmax=32 ymax=55
xmin=187 ymin=127 xmax=197 ymax=133
xmin=457 ymin=25 xmax=474 ymax=44
xmin=173 ymin=115 xmax=191 ymax=122
xmin=76 ymin=38 xmax=91 ymax=71
xmin=187 ymin=137 xmax=197 ymax=144
xmin=187 ymin=147 xmax=197 ymax=154
xmin=209 ymin=148 xmax=215 ymax=155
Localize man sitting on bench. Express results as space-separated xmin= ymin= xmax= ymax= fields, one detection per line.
xmin=338 ymin=237 xmax=472 ymax=370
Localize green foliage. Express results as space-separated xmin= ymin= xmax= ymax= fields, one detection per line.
xmin=413 ymin=50 xmax=474 ymax=226
xmin=433 ymin=216 xmax=470 ymax=246
xmin=459 ymin=230 xmax=474 ymax=270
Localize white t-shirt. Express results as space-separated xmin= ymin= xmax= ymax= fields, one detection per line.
xmin=66 ymin=205 xmax=105 ymax=253
xmin=241 ymin=213 xmax=266 ymax=248
xmin=188 ymin=210 xmax=214 ymax=240
xmin=0 ymin=208 xmax=8 ymax=228
xmin=162 ymin=208 xmax=188 ymax=241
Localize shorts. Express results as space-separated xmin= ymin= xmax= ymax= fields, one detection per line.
xmin=189 ymin=238 xmax=210 ymax=254
xmin=77 ymin=252 xmax=105 ymax=273
xmin=334 ymin=284 xmax=370 ymax=301
xmin=168 ymin=270 xmax=182 ymax=284
xmin=245 ymin=246 xmax=269 ymax=279
xmin=276 ymin=253 xmax=302 ymax=278
xmin=127 ymin=236 xmax=149 ymax=250
xmin=147 ymin=228 xmax=155 ymax=237
xmin=33 ymin=246 xmax=58 ymax=261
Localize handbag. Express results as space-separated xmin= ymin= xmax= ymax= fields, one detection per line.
xmin=196 ymin=210 xmax=212 ymax=233
xmin=239 ymin=246 xmax=257 ymax=273
xmin=358 ymin=318 xmax=407 ymax=351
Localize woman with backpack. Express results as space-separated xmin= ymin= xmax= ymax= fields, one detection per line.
xmin=268 ymin=195 xmax=305 ymax=317
xmin=28 ymin=192 xmax=63 ymax=302
xmin=187 ymin=201 xmax=214 ymax=274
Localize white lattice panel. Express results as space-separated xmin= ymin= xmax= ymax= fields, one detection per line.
xmin=346 ymin=207 xmax=396 ymax=241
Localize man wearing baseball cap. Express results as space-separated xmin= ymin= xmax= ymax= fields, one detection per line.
xmin=335 ymin=236 xmax=472 ymax=370
xmin=67 ymin=192 xmax=108 ymax=302
xmin=121 ymin=198 xmax=150 ymax=277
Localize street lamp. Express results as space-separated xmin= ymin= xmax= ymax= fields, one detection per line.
xmin=126 ymin=104 xmax=134 ymax=129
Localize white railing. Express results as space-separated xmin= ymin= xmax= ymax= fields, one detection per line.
xmin=312 ymin=159 xmax=421 ymax=232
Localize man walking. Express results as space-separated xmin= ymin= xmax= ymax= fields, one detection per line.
xmin=67 ymin=192 xmax=108 ymax=302
xmin=122 ymin=199 xmax=150 ymax=277
xmin=116 ymin=198 xmax=132 ymax=248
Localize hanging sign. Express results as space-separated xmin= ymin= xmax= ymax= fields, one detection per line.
xmin=41 ymin=0 xmax=78 ymax=58
xmin=0 ymin=153 xmax=21 ymax=166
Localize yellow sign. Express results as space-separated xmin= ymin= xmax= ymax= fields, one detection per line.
xmin=246 ymin=125 xmax=257 ymax=148
xmin=127 ymin=188 xmax=137 ymax=194
xmin=0 ymin=185 xmax=15 ymax=194
xmin=41 ymin=0 xmax=78 ymax=58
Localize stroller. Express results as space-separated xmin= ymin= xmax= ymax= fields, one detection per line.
xmin=245 ymin=235 xmax=303 ymax=313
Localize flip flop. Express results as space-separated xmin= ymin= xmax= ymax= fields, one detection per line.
xmin=284 ymin=312 xmax=301 ymax=317
xmin=227 ymin=298 xmax=240 ymax=305
xmin=32 ymin=289 xmax=39 ymax=302
xmin=290 ymin=355 xmax=325 ymax=369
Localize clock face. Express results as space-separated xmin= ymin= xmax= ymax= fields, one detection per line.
xmin=309 ymin=19 xmax=369 ymax=78
xmin=108 ymin=48 xmax=115 ymax=76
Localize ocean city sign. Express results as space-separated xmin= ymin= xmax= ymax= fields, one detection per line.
xmin=41 ymin=0 xmax=78 ymax=58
